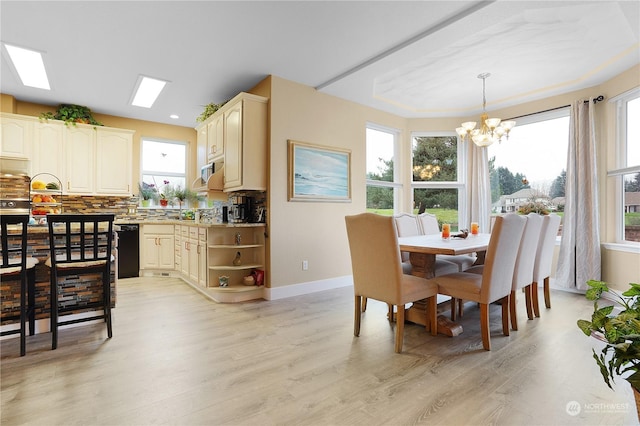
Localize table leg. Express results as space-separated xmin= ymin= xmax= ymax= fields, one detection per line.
xmin=405 ymin=252 xmax=463 ymax=336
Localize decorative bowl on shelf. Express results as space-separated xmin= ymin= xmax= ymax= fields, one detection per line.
xmin=242 ymin=275 xmax=255 ymax=286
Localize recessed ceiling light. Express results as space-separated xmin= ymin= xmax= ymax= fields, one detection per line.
xmin=131 ymin=75 xmax=167 ymax=108
xmin=169 ymin=114 xmax=179 ymax=119
xmin=3 ymin=43 xmax=50 ymax=90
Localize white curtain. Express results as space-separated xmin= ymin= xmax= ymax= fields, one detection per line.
xmin=556 ymin=98 xmax=601 ymax=290
xmin=465 ymin=140 xmax=492 ymax=234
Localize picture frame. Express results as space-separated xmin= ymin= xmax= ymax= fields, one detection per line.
xmin=288 ymin=140 xmax=351 ymax=202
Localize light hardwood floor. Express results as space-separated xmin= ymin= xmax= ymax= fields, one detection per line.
xmin=1 ymin=277 xmax=638 ymax=425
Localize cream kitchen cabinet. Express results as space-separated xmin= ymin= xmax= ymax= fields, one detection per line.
xmin=65 ymin=125 xmax=95 ymax=193
xmin=177 ymin=225 xmax=208 ymax=288
xmin=195 ymin=122 xmax=208 ymax=172
xmin=207 ymin=113 xmax=224 ymax=163
xmin=192 ymin=92 xmax=267 ymax=193
xmin=66 ymin=125 xmax=134 ymax=195
xmin=95 ymin=128 xmax=133 ymax=195
xmin=0 ymin=113 xmax=34 ymax=160
xmin=205 ymin=224 xmax=265 ymax=303
xmin=222 ymin=93 xmax=267 ymax=191
xmin=31 ymin=120 xmax=65 ymax=180
xmin=141 ymin=224 xmax=175 ymax=270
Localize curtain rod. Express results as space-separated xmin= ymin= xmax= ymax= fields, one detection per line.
xmin=505 ymin=95 xmax=605 ymax=121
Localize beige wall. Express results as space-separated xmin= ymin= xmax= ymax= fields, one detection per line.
xmin=267 ymin=76 xmax=406 ymax=288
xmin=0 ymin=97 xmax=197 ymax=188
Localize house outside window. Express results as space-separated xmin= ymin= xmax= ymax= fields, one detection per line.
xmin=488 ymin=110 xmax=569 ymax=231
xmin=411 ymin=133 xmax=463 ymax=230
xmin=608 ymin=88 xmax=640 ymax=244
xmin=366 ymin=125 xmax=401 ymax=214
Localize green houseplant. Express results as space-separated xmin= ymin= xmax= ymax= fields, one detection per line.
xmin=138 ymin=182 xmax=158 ymax=206
xmin=40 ymin=104 xmax=103 ymax=127
xmin=577 ymin=280 xmax=640 ymax=395
xmin=196 ymin=101 xmax=228 ymax=123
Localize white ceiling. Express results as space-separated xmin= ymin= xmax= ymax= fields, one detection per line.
xmin=1 ymin=1 xmax=638 ymax=128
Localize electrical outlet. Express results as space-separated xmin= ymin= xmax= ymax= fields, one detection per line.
xmin=302 ymin=260 xmax=308 ymax=271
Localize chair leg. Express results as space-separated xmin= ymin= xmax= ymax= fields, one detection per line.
xmin=510 ymin=290 xmax=518 ymax=331
xmin=544 ymin=277 xmax=551 ymax=309
xmin=104 ymin=271 xmax=113 ymax=339
xmin=50 ymin=272 xmax=58 ymax=350
xmin=19 ymin=271 xmax=27 ymax=357
xmin=501 ymin=296 xmax=510 ymax=337
xmin=480 ymin=303 xmax=491 ymax=351
xmin=362 ymin=297 xmax=368 ymax=312
xmin=354 ymin=296 xmax=362 ymax=336
xmin=458 ymin=299 xmax=464 ymax=318
xmin=395 ymin=305 xmax=405 ymax=353
xmin=524 ymin=284 xmax=534 ymax=320
xmin=531 ymin=280 xmax=540 ymax=317
xmin=388 ymin=304 xmax=394 ymax=322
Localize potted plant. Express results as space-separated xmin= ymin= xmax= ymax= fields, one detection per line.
xmin=196 ymin=100 xmax=228 ymax=123
xmin=138 ymin=182 xmax=158 ymax=207
xmin=40 ymin=104 xmax=103 ymax=127
xmin=577 ymin=280 xmax=640 ymax=411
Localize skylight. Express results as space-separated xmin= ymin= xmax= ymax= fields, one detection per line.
xmin=4 ymin=44 xmax=50 ymax=90
xmin=131 ymin=76 xmax=167 ymax=108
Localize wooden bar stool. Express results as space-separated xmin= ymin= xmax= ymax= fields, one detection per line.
xmin=1 ymin=214 xmax=38 ymax=356
xmin=45 ymin=214 xmax=115 ymax=350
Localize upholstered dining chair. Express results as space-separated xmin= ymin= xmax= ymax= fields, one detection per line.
xmin=531 ymin=214 xmax=562 ymax=317
xmin=345 ymin=213 xmax=438 ymax=353
xmin=467 ymin=213 xmax=543 ymax=330
xmin=0 ymin=214 xmax=38 ymax=356
xmin=429 ymin=213 xmax=526 ymax=350
xmin=46 ymin=214 xmax=115 ymax=350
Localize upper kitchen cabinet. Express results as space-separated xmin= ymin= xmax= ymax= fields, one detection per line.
xmin=194 ymin=92 xmax=267 ymax=192
xmin=32 ymin=120 xmax=65 ymax=184
xmin=223 ymin=93 xmax=267 ymax=191
xmin=0 ymin=113 xmax=35 ymax=159
xmin=95 ymin=128 xmax=133 ymax=195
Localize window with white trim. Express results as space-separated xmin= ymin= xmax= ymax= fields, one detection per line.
xmin=366 ymin=125 xmax=400 ymax=215
xmin=411 ymin=133 xmax=464 ymax=231
xmin=141 ymin=138 xmax=187 ymax=197
xmin=609 ymin=88 xmax=640 ymax=244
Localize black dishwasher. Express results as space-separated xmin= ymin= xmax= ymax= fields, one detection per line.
xmin=116 ymin=224 xmax=140 ymax=278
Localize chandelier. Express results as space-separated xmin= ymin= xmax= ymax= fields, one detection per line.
xmin=456 ymin=73 xmax=516 ymax=147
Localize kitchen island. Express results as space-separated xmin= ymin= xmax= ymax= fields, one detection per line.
xmin=0 ymin=225 xmax=117 ymax=336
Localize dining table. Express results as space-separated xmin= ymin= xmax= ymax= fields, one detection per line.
xmin=397 ymin=232 xmax=491 ymax=336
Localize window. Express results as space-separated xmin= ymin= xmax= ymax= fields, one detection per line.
xmin=609 ymin=88 xmax=640 ymax=244
xmin=411 ymin=133 xmax=463 ymax=230
xmin=366 ymin=125 xmax=400 ymax=214
xmin=141 ymin=138 xmax=187 ymax=193
xmin=488 ymin=110 xmax=569 ymax=227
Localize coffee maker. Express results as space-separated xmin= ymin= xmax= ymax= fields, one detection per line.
xmin=229 ymin=194 xmax=253 ymax=223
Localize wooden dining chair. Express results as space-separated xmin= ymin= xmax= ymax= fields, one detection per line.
xmin=430 ymin=213 xmax=526 ymax=350
xmin=345 ymin=213 xmax=438 ymax=353
xmin=531 ymin=214 xmax=562 ymax=317
xmin=0 ymin=214 xmax=38 ymax=356
xmin=45 ymin=214 xmax=115 ymax=350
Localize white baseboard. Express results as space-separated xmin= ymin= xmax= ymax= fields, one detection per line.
xmin=264 ymin=275 xmax=353 ymax=300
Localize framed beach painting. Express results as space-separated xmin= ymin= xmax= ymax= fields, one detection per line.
xmin=288 ymin=140 xmax=351 ymax=202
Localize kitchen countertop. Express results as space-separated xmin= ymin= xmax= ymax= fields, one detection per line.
xmin=114 ymin=220 xmax=266 ymax=228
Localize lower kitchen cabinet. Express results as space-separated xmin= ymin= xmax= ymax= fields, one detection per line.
xmin=140 ymin=224 xmax=175 ymax=271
